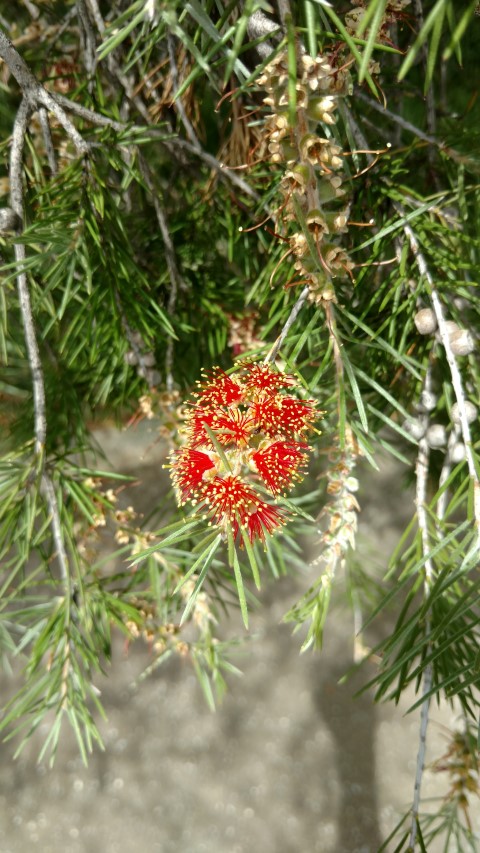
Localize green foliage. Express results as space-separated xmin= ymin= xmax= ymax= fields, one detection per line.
xmin=1 ymin=0 xmax=480 ymax=848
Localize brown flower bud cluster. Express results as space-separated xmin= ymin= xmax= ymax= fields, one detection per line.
xmin=432 ymin=729 xmax=479 ymax=829
xmin=314 ymin=426 xmax=361 ymax=574
xmin=226 ymin=311 xmax=263 ymax=355
xmin=123 ymin=597 xmax=188 ymax=660
xmin=258 ymin=50 xmax=354 ymax=305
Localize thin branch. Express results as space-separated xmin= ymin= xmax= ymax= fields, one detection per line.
xmin=53 ymin=93 xmax=126 ymax=131
xmin=398 ymin=210 xmax=480 ymax=547
xmin=9 ymin=98 xmax=70 ymax=589
xmin=355 ymin=90 xmax=438 ymax=147
xmin=82 ymin=0 xmax=152 ymax=123
xmin=409 ymin=367 xmax=435 ymax=851
xmin=46 ymin=95 xmax=267 ymax=212
xmin=84 ymin=0 xmax=104 ymax=33
xmin=41 ymin=475 xmax=70 ymax=586
xmin=277 ymin=0 xmax=292 ymax=31
xmin=113 ymin=290 xmax=157 ymax=387
xmin=76 ymin=0 xmax=98 ymax=80
xmin=354 ymin=90 xmax=466 ymax=167
xmin=165 ymin=136 xmax=266 ymax=208
xmin=38 ymin=107 xmax=57 ymax=176
xmin=264 ymin=285 xmax=309 ymax=364
xmin=0 ymin=28 xmax=89 ymax=154
xmin=10 ymin=99 xmax=46 ymax=452
xmin=167 ymin=33 xmax=201 ymax=151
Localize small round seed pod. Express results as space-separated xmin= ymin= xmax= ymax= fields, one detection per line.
xmin=141 ymin=352 xmax=156 ymax=367
xmin=445 ymin=320 xmax=460 ymax=334
xmin=146 ymin=369 xmax=161 ymax=386
xmin=0 ymin=207 xmax=22 ymax=234
xmin=449 ymin=329 xmax=475 ymax=356
xmin=417 ymin=390 xmax=437 ymax=413
xmin=450 ymin=401 xmax=478 ymax=425
xmin=449 ymin=442 xmax=466 ymax=464
xmin=403 ymin=418 xmax=426 ymax=441
xmin=426 ymin=424 xmax=447 ymax=448
xmin=414 ymin=308 xmax=436 ymax=335
xmin=124 ymin=350 xmax=138 ymax=365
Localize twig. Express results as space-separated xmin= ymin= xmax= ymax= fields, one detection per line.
xmin=53 ymin=93 xmax=126 ymax=131
xmin=113 ymin=290 xmax=157 ymax=387
xmin=41 ymin=476 xmax=70 ymax=586
xmin=169 ymin=136 xmax=264 ymax=206
xmin=82 ymin=0 xmax=152 ymax=123
xmin=84 ymin=0 xmax=104 ymax=33
xmin=355 ymin=90 xmax=438 ymax=148
xmin=38 ymin=107 xmax=57 ymax=176
xmin=354 ymin=90 xmax=466 ymax=168
xmin=264 ymin=285 xmax=309 ymax=364
xmin=10 ymin=99 xmax=46 ymax=451
xmin=46 ymin=96 xmax=267 ymax=211
xmin=0 ymin=29 xmax=89 ymax=155
xmin=398 ymin=210 xmax=480 ymax=547
xmin=167 ymin=33 xmax=201 ymax=151
xmin=9 ymin=99 xmax=70 ymax=589
xmin=76 ymin=0 xmax=98 ymax=80
xmin=409 ymin=368 xmax=435 ymax=851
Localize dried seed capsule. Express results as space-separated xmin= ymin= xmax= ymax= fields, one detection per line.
xmin=451 ymin=401 xmax=478 ymax=425
xmin=414 ymin=308 xmax=436 ymax=335
xmin=0 ymin=207 xmax=22 ymax=234
xmin=426 ymin=424 xmax=447 ymax=448
xmin=124 ymin=350 xmax=138 ymax=365
xmin=417 ymin=390 xmax=437 ymax=413
xmin=141 ymin=352 xmax=156 ymax=367
xmin=449 ymin=442 xmax=466 ymax=464
xmin=449 ymin=329 xmax=475 ymax=356
xmin=403 ymin=418 xmax=426 ymax=441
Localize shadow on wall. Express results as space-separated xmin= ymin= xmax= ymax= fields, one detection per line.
xmin=312 ymin=652 xmax=383 ymax=852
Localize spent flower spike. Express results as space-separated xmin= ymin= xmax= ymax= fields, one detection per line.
xmin=170 ymin=363 xmax=320 ymax=544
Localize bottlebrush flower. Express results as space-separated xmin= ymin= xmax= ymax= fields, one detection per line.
xmin=170 ymin=363 xmax=319 ymax=544
xmin=202 ymin=476 xmax=284 ymax=543
xmin=171 ymin=448 xmax=215 ymax=502
xmin=251 ymin=441 xmax=309 ymax=496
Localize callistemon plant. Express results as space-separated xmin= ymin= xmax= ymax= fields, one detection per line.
xmin=170 ymin=363 xmax=319 ymax=545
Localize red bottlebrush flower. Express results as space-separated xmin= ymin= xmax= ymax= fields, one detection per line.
xmin=202 ymin=475 xmax=285 ymax=542
xmin=186 ymin=409 xmax=217 ymax=448
xmin=241 ymin=363 xmax=296 ymax=394
xmin=244 ymin=501 xmax=285 ymax=543
xmin=211 ymin=409 xmax=255 ymax=447
xmin=252 ymin=440 xmax=309 ymax=495
xmin=171 ymin=448 xmax=215 ymax=502
xmin=277 ymin=396 xmax=317 ymax=436
xmin=188 ymin=408 xmax=255 ymax=448
xmin=202 ymin=475 xmax=257 ymax=526
xmin=194 ymin=369 xmax=243 ymax=409
xmin=252 ymin=395 xmax=316 ymax=438
xmin=170 ymin=362 xmax=320 ymax=545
